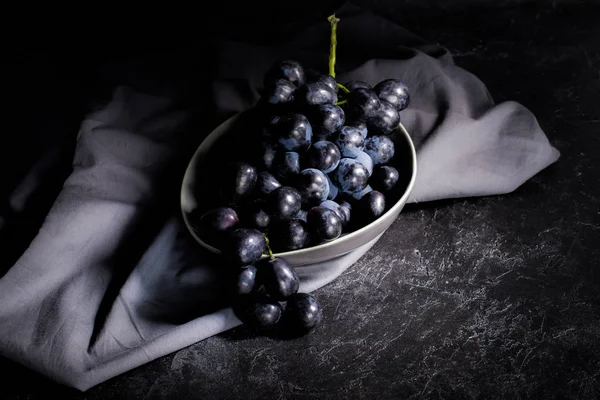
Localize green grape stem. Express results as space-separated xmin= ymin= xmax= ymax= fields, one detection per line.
xmin=263 ymin=233 xmax=275 ymax=259
xmin=337 ymin=83 xmax=350 ymax=93
xmin=330 ymin=17 xmax=349 ymax=107
xmin=328 ymin=14 xmax=340 ymax=78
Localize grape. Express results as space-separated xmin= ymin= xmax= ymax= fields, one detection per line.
xmin=307 ymin=206 xmax=343 ymax=241
xmin=297 ymin=209 xmax=308 ymax=222
xmin=338 ymin=200 xmax=352 ymax=227
xmin=267 ymin=186 xmax=302 ymax=221
xmin=356 ymin=190 xmax=386 ymax=224
xmin=347 ymin=120 xmax=368 ymax=140
xmin=354 ymin=150 xmax=374 ymax=176
xmin=268 ymin=219 xmax=310 ymax=252
xmin=238 ymin=204 xmax=270 ymax=232
xmin=194 ymin=207 xmax=239 ymax=247
xmin=346 ymin=88 xmax=381 ymax=121
xmin=309 ymin=104 xmax=345 ymax=137
xmin=367 ymin=100 xmax=400 ymax=135
xmin=272 ymin=151 xmax=301 ymax=184
xmin=233 ymin=293 xmax=283 ymax=329
xmin=326 ymin=174 xmax=339 ymax=200
xmin=332 ymin=158 xmax=370 ymax=194
xmin=262 ymin=115 xmax=280 ymax=138
xmin=310 ymin=73 xmax=338 ymax=93
xmin=295 ymin=168 xmax=330 ymax=208
xmin=319 ymin=200 xmax=347 ymax=226
xmin=370 ymin=166 xmax=399 ymax=192
xmin=258 ymin=257 xmax=300 ymax=300
xmin=272 ymin=113 xmax=312 ymax=152
xmin=364 ymin=136 xmax=395 ymax=165
xmin=264 ymin=60 xmax=306 ymax=88
xmin=282 ymin=293 xmax=322 ymax=331
xmin=344 ymin=80 xmax=371 ymax=91
xmin=223 ymin=228 xmax=267 ymax=266
xmin=220 ymin=162 xmax=258 ymax=205
xmin=302 ymin=141 xmax=341 ymax=174
xmin=333 ymin=126 xmax=365 ymax=158
xmin=373 ymin=79 xmax=410 ymax=111
xmin=236 ymin=265 xmax=260 ymax=295
xmin=299 ymin=82 xmax=337 ymax=106
xmin=258 ymin=141 xmax=278 ymax=170
xmin=351 ymin=185 xmax=373 ymax=200
xmin=264 ymin=79 xmax=296 ymax=105
xmin=256 ymin=171 xmax=281 ymax=196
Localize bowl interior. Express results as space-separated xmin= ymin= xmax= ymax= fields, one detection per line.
xmin=181 ymin=109 xmax=417 ymax=265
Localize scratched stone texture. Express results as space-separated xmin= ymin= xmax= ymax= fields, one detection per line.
xmin=2 ymin=1 xmax=600 ymax=399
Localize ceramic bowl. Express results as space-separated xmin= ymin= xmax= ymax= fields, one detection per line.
xmin=181 ymin=109 xmax=417 ymax=266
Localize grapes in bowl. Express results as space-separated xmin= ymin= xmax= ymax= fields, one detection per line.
xmin=181 ymin=13 xmax=417 ymax=335
xmin=180 ymin=74 xmax=417 ymax=267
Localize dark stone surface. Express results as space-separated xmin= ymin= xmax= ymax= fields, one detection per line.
xmin=2 ymin=1 xmax=600 ymax=399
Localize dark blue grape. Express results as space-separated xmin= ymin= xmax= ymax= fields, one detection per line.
xmin=258 ymin=141 xmax=278 ymax=170
xmin=338 ymin=200 xmax=352 ymax=228
xmin=267 ymin=186 xmax=302 ymax=221
xmin=236 ymin=265 xmax=260 ymax=295
xmin=194 ymin=207 xmax=239 ymax=248
xmin=264 ymin=79 xmax=296 ymax=105
xmin=319 ymin=200 xmax=347 ymax=226
xmin=295 ymin=168 xmax=330 ymax=208
xmin=373 ymin=79 xmax=410 ymax=111
xmin=297 ymin=209 xmax=308 ymax=222
xmin=332 ymin=158 xmax=370 ymax=194
xmin=257 ymin=257 xmax=300 ymax=300
xmin=370 ymin=166 xmax=400 ymax=192
xmin=344 ymin=80 xmax=371 ymax=91
xmin=333 ymin=126 xmax=365 ymax=158
xmin=223 ymin=228 xmax=267 ymax=266
xmin=220 ymin=162 xmax=258 ymax=205
xmin=272 ymin=151 xmax=301 ymax=184
xmin=268 ymin=219 xmax=310 ymax=252
xmin=325 ymin=174 xmax=339 ymax=200
xmin=346 ymin=88 xmax=381 ymax=121
xmin=282 ymin=293 xmax=322 ymax=332
xmin=367 ymin=100 xmax=400 ymax=135
xmin=302 ymin=141 xmax=341 ymax=174
xmin=262 ymin=115 xmax=280 ymax=138
xmin=312 ymin=74 xmax=338 ymax=93
xmin=233 ymin=293 xmax=283 ymax=330
xmin=264 ymin=60 xmax=306 ymax=88
xmin=272 ymin=113 xmax=312 ymax=152
xmin=307 ymin=206 xmax=342 ymax=241
xmin=256 ymin=171 xmax=281 ymax=196
xmin=299 ymin=82 xmax=337 ymax=106
xmin=355 ymin=150 xmax=374 ymax=176
xmin=364 ymin=135 xmax=395 ymax=165
xmin=238 ymin=204 xmax=270 ymax=232
xmin=347 ymin=120 xmax=368 ymax=140
xmin=309 ymin=104 xmax=345 ymax=136
xmin=356 ymin=190 xmax=386 ymax=224
xmin=351 ymin=184 xmax=373 ymax=200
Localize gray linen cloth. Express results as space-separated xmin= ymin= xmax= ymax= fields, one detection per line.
xmin=0 ymin=6 xmax=560 ymax=391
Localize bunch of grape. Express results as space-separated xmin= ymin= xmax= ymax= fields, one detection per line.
xmin=191 ymin=59 xmax=410 ymax=334
xmin=196 ymin=59 xmax=410 ymax=253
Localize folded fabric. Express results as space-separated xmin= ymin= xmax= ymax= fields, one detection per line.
xmin=0 ymin=5 xmax=559 ymax=391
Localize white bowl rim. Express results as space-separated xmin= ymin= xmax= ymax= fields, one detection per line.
xmin=180 ymin=113 xmax=418 ymax=261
